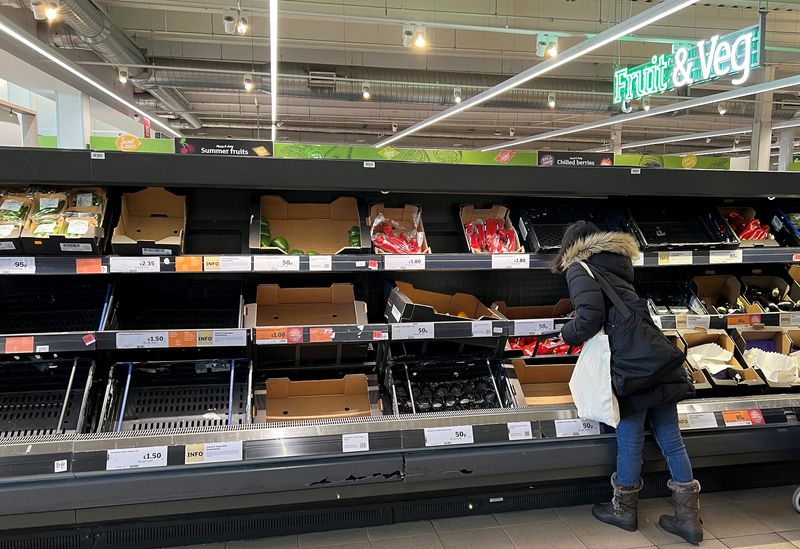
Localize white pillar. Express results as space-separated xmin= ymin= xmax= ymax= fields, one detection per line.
xmin=611 ymin=124 xmax=622 ymax=154
xmin=777 ymin=128 xmax=795 ymax=171
xmin=749 ymin=66 xmax=775 ymax=171
xmin=16 ymin=111 xmax=38 ymax=147
xmin=56 ymin=90 xmax=91 ymax=149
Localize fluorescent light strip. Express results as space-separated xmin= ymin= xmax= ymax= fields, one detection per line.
xmin=0 ymin=18 xmax=181 ymax=138
xmin=374 ymin=0 xmax=699 ymax=148
xmin=774 ymin=118 xmax=800 ymax=130
xmin=621 ymin=126 xmax=752 ymax=150
xmin=270 ymin=0 xmax=278 ymax=143
xmin=483 ymin=74 xmax=800 ymax=151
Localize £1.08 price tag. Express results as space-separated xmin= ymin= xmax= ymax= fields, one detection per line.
xmin=424 ymin=426 xmax=474 ymax=447
xmin=106 ymin=446 xmax=168 ymax=470
xmin=554 ymin=419 xmax=601 ymax=438
xmin=392 ymin=322 xmax=434 ymax=340
xmin=491 ymin=254 xmax=530 ymax=269
xmin=513 ymin=319 xmax=555 ymax=336
xmin=116 ymin=331 xmax=169 ymax=349
xmin=0 ymin=257 xmax=35 ymax=274
xmin=253 ymin=255 xmax=300 ymax=271
xmin=384 ymin=255 xmax=425 ymax=270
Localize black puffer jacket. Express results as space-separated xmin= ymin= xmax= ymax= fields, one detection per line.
xmin=559 ymin=232 xmax=694 ymax=416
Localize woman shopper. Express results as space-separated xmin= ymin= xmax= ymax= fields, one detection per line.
xmin=553 ymin=221 xmax=703 ymax=545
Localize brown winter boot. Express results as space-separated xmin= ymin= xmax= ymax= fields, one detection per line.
xmin=660 ymin=479 xmax=703 ymax=545
xmin=592 ymin=473 xmax=643 ymax=532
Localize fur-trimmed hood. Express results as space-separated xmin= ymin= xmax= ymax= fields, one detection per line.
xmin=559 ymin=231 xmax=640 ymax=271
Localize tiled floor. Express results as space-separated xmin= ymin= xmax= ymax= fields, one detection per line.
xmin=172 ymin=485 xmax=800 ymax=549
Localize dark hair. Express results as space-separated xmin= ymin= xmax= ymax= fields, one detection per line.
xmin=550 ymin=220 xmax=602 ymax=273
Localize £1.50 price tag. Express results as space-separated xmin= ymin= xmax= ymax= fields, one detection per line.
xmin=392 ymin=322 xmax=434 ymax=340
xmin=384 ymin=255 xmax=425 ymax=271
xmin=106 ymin=446 xmax=168 ymax=470
xmin=424 ymin=426 xmax=474 ymax=447
xmin=491 ymin=254 xmax=530 ymax=269
xmin=514 ymin=319 xmax=555 ymax=336
xmin=554 ymin=419 xmax=601 ymax=438
xmin=116 ymin=331 xmax=170 ymax=349
xmin=0 ymin=257 xmax=35 ymax=274
xmin=253 ymin=255 xmax=300 ymax=271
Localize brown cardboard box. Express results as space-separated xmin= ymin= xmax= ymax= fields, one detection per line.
xmin=387 ymin=280 xmax=501 ymax=322
xmin=718 ymin=207 xmax=779 ymax=247
xmin=740 ymin=275 xmax=791 ymax=312
xmin=111 ymin=187 xmax=186 ymax=255
xmin=492 ymin=299 xmax=573 ymax=320
xmin=265 ymin=374 xmax=371 ymax=420
xmin=459 ymin=204 xmax=524 ymax=254
xmin=737 ymin=328 xmax=800 ymax=388
xmin=691 ymin=275 xmax=758 ymax=314
xmin=679 ymin=329 xmax=763 ymax=386
xmin=367 ymin=203 xmax=431 ymax=254
xmin=665 ymin=330 xmax=710 ymax=389
xmin=511 ymin=359 xmax=574 ymax=406
xmin=244 ymin=283 xmax=368 ymax=327
xmin=254 ymin=196 xmax=363 ymax=255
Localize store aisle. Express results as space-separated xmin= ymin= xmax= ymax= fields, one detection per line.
xmin=172 ymin=485 xmax=800 ymax=549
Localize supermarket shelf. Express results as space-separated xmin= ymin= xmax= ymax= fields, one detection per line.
xmin=3 ymin=248 xmax=800 ymax=275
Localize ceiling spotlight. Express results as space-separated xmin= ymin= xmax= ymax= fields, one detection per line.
xmin=536 ymin=33 xmax=557 ymax=58
xmin=30 ymin=0 xmax=47 ymax=21
xmin=547 ymin=92 xmax=556 ymax=109
xmin=243 ymin=75 xmax=254 ymax=92
xmin=362 ymin=83 xmax=371 ymax=100
xmin=402 ymin=24 xmax=426 ymax=48
xmin=118 ymin=68 xmax=128 ymax=84
xmin=706 ymin=137 xmax=712 ymax=143
xmin=276 ymin=121 xmax=284 ymax=128
xmin=223 ymin=14 xmax=236 ymax=34
xmin=546 ymin=40 xmax=558 ymax=58
xmin=236 ymin=16 xmax=248 ymax=34
xmin=509 ymin=127 xmax=516 ymax=137
xmin=414 ymin=26 xmax=426 ymax=48
xmin=718 ymin=102 xmax=727 ymax=115
xmin=642 ymin=96 xmax=650 ymax=111
xmin=44 ymin=1 xmax=58 ymax=21
xmin=735 ymin=135 xmax=741 ymax=145
xmin=453 ymin=88 xmax=462 ymax=104
xmin=391 ymin=122 xmax=398 ymax=133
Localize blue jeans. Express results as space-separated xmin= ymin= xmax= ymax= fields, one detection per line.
xmin=615 ymin=404 xmax=694 ymax=486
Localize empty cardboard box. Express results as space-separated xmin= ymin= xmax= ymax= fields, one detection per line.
xmin=691 ymin=275 xmax=758 ymax=315
xmin=680 ymin=329 xmax=763 ymax=387
xmin=244 ymin=283 xmax=368 ymax=328
xmin=368 ymin=203 xmax=431 ymax=254
xmin=493 ymin=299 xmax=573 ymax=320
xmin=460 ymin=204 xmax=524 ymax=254
xmin=386 ymin=280 xmax=501 ymax=322
xmin=740 ymin=275 xmax=791 ymax=313
xmin=112 ymin=187 xmax=186 ymax=255
xmin=264 ymin=374 xmax=371 ymax=420
xmin=511 ymin=359 xmax=574 ymax=406
xmin=665 ymin=330 xmax=711 ymax=390
xmin=733 ymin=327 xmax=799 ymax=388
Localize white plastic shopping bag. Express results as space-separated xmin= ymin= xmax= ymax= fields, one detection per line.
xmin=567 ymin=262 xmax=620 ymax=427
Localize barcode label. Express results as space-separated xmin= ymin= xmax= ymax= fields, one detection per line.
xmin=342 ymin=433 xmax=370 ymax=453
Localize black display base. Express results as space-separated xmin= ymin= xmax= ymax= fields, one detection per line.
xmin=3 ymin=461 xmax=798 ymax=549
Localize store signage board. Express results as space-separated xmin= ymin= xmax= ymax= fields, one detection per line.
xmin=537 ymin=152 xmax=614 ymax=167
xmin=175 ymin=138 xmax=273 ymax=157
xmin=613 ymin=24 xmax=760 ymax=104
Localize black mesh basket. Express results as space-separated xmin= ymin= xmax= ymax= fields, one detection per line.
xmin=628 ymin=206 xmax=739 ymax=251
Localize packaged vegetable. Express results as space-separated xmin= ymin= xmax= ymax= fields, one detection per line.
xmin=464 ymin=217 xmax=520 ymax=253
xmin=69 ymin=188 xmax=105 ymax=211
xmin=370 ymin=211 xmax=425 ymax=254
xmin=31 ymin=192 xmax=67 ymax=222
xmin=0 ymin=195 xmax=32 ymax=225
xmin=30 ymin=218 xmax=64 ymax=237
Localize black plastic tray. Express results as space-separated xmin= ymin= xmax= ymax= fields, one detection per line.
xmin=627 ymin=206 xmax=739 ymax=251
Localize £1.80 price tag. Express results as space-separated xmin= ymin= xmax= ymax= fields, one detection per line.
xmin=514 ymin=319 xmax=555 ymax=336
xmin=106 ymin=446 xmax=168 ymax=470
xmin=384 ymin=255 xmax=425 ymax=271
xmin=424 ymin=426 xmax=474 ymax=447
xmin=116 ymin=331 xmax=170 ymax=349
xmin=253 ymin=255 xmax=300 ymax=271
xmin=491 ymin=254 xmax=530 ymax=269
xmin=392 ymin=322 xmax=434 ymax=340
xmin=554 ymin=419 xmax=601 ymax=438
xmin=0 ymin=257 xmax=35 ymax=274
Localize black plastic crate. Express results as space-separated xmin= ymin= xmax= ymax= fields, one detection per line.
xmin=97 ymin=358 xmax=252 ymax=432
xmin=637 ymin=280 xmax=705 ymax=316
xmin=628 ymin=206 xmax=739 ymax=251
xmin=0 ymin=357 xmax=96 ymax=438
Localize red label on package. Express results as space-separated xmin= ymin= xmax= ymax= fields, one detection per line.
xmin=368 ymin=260 xmax=379 ymax=270
xmin=82 ymin=332 xmax=96 ymax=346
xmin=748 ymin=409 xmax=765 ymax=424
xmin=793 ymin=253 xmax=800 ymax=262
xmin=494 ymin=150 xmax=516 ymax=164
xmin=373 ymin=330 xmax=389 ymax=340
xmin=5 ymin=336 xmax=34 ymax=353
xmin=309 ymin=327 xmax=334 ymax=343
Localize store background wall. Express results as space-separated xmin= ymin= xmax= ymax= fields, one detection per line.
xmin=0 ymin=114 xmax=21 ymax=146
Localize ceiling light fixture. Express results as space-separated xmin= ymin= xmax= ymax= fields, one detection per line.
xmin=621 ymin=100 xmax=633 ymax=114
xmin=509 ymin=127 xmax=516 ymax=137
xmin=375 ymin=0 xmax=700 ymax=148
xmin=453 ymin=88 xmax=462 ymax=104
xmin=30 ymin=0 xmax=47 ymax=21
xmin=223 ymin=14 xmax=236 ymax=34
xmin=718 ymin=101 xmax=727 ymax=115
xmin=547 ymin=92 xmax=556 ymax=109
xmin=270 ymin=0 xmax=278 ymax=142
xmin=536 ymin=33 xmax=558 ymax=58
xmin=243 ymin=75 xmax=254 ymax=92
xmin=414 ymin=26 xmax=426 ymax=48
xmin=362 ymin=83 xmax=371 ymax=100
xmin=619 ymin=126 xmax=752 ymax=150
xmin=236 ymin=16 xmax=248 ymax=34
xmin=118 ymin=67 xmax=128 ymax=84
xmin=0 ymin=17 xmax=181 ymax=137
xmin=44 ymin=1 xmax=58 ymax=21
xmin=642 ymin=96 xmax=650 ymax=111
xmin=482 ymin=73 xmax=800 ymax=152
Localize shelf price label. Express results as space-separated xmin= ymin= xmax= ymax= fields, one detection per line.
xmin=106 ymin=446 xmax=168 ymax=470
xmin=185 ymin=441 xmax=243 ymax=464
xmin=0 ymin=257 xmax=35 ymax=274
xmin=513 ymin=319 xmax=555 ymax=336
xmin=424 ymin=425 xmax=474 ymax=447
xmin=727 ymin=314 xmax=761 ymax=328
xmin=709 ymin=249 xmax=743 ymax=264
xmin=678 ymin=412 xmax=718 ymax=430
xmin=554 ymin=419 xmax=601 ymax=438
xmin=109 ymin=257 xmax=160 ymax=273
xmin=116 ymin=331 xmax=170 ymax=349
xmin=342 ymin=433 xmax=370 ymax=453
xmin=507 ymin=421 xmax=534 ymax=441
xmin=168 ymin=330 xmax=197 ymax=347
xmin=491 ymin=254 xmax=530 ymax=269
xmin=780 ymin=312 xmax=800 ymax=327
xmin=253 ymin=255 xmax=300 ymax=271
xmin=4 ymin=336 xmax=34 ymax=354
xmin=197 ymin=329 xmax=247 ymax=347
xmin=675 ymin=315 xmax=710 ymax=330
xmin=633 ymin=252 xmax=645 ymax=267
xmin=76 ymin=258 xmax=104 ymax=274
xmin=309 ymin=255 xmax=333 ymax=271
xmin=175 ymin=256 xmax=203 ymax=272
xmin=255 ymin=326 xmax=304 ymax=345
xmin=384 ymin=255 xmax=425 ymax=270
xmin=203 ymin=256 xmax=252 ymax=272
xmin=392 ymin=322 xmax=434 ymax=340
xmin=471 ymin=321 xmax=493 ymax=337
xmin=657 ymin=251 xmax=692 ymax=266
xmin=722 ymin=409 xmax=765 ymax=427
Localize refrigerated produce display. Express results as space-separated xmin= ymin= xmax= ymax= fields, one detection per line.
xmin=1 ymin=148 xmax=800 ymax=549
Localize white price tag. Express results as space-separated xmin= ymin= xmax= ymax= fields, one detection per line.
xmin=658 ymin=251 xmax=693 ymax=266
xmin=36 ymin=345 xmax=50 ymax=353
xmin=652 ymin=315 xmax=663 ymax=329
xmin=784 ymin=312 xmax=800 ymax=327
xmin=142 ymin=248 xmax=172 ymax=256
xmin=391 ymin=304 xmax=402 ymax=322
xmin=109 ymin=257 xmax=160 ymax=273
xmin=384 ymin=254 xmax=426 ymax=270
xmin=709 ymin=249 xmax=743 ymax=264
xmin=342 ymin=433 xmax=370 ymax=453
xmin=554 ymin=419 xmax=601 ymax=438
xmin=90 ymin=151 xmax=105 ymax=160
xmin=196 ymin=329 xmax=247 ymax=347
xmin=686 ymin=315 xmax=711 ymax=329
xmin=678 ymin=412 xmax=718 ymax=431
xmin=471 ymin=321 xmax=493 ymax=337
xmin=54 ymin=459 xmax=68 ymax=473
xmin=309 ymin=255 xmax=333 ymax=271
xmin=507 ymin=421 xmax=534 ymax=441
xmin=514 ymin=319 xmax=555 ymax=336
xmin=116 ymin=331 xmax=169 ymax=349
xmin=0 ymin=257 xmax=35 ymax=274
xmin=0 ymin=241 xmax=15 ymax=251
xmin=424 ymin=426 xmax=474 ymax=447
xmin=392 ymin=322 xmax=434 ymax=340
xmin=253 ymin=255 xmax=300 ymax=271
xmin=491 ymin=254 xmax=530 ymax=269
xmin=185 ymin=441 xmax=242 ymax=464
xmin=38 ymin=197 xmax=60 ymax=210
xmin=633 ymin=252 xmax=645 ymax=267
xmin=107 ymin=446 xmax=168 ymax=470
xmin=60 ymin=242 xmax=93 ymax=252
xmin=76 ymin=193 xmax=94 ymax=207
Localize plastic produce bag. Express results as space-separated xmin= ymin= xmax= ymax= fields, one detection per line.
xmin=371 ymin=211 xmax=425 ymax=254
xmin=744 ymin=348 xmax=799 ymax=383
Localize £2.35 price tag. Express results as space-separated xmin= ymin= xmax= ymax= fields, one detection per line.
xmin=554 ymin=419 xmax=601 ymax=438
xmin=424 ymin=426 xmax=474 ymax=447
xmin=514 ymin=319 xmax=555 ymax=336
xmin=253 ymin=255 xmax=300 ymax=271
xmin=491 ymin=254 xmax=529 ymax=269
xmin=106 ymin=446 xmax=168 ymax=470
xmin=392 ymin=322 xmax=434 ymax=340
xmin=109 ymin=257 xmax=160 ymax=273
xmin=0 ymin=257 xmax=35 ymax=274
xmin=384 ymin=255 xmax=425 ymax=270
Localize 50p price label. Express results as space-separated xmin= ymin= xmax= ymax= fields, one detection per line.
xmin=554 ymin=419 xmax=600 ymax=438
xmin=514 ymin=319 xmax=554 ymax=336
xmin=253 ymin=255 xmax=300 ymax=271
xmin=106 ymin=446 xmax=168 ymax=470
xmin=392 ymin=322 xmax=434 ymax=340
xmin=424 ymin=425 xmax=474 ymax=447
xmin=0 ymin=257 xmax=35 ymax=274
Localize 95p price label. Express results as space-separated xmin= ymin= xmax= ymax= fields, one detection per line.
xmin=106 ymin=446 xmax=168 ymax=470
xmin=392 ymin=322 xmax=434 ymax=340
xmin=0 ymin=257 xmax=35 ymax=274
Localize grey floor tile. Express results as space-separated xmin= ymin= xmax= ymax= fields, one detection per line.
xmin=503 ymin=521 xmax=587 ymax=549
xmin=227 ymin=536 xmax=299 ymax=549
xmin=432 ymin=514 xmax=499 ymax=533
xmin=554 ymin=505 xmax=653 ymax=549
xmin=297 ymin=528 xmax=369 ymax=548
xmin=368 ymin=534 xmax=444 ymax=549
xmin=720 ymin=533 xmax=797 ymax=549
xmin=724 ymin=486 xmax=798 ymax=503
xmin=437 ymin=527 xmax=515 ymax=549
xmin=366 ymin=522 xmax=436 ymax=541
xmin=731 ymin=498 xmax=800 ymax=532
xmin=639 ymin=510 xmax=714 ymax=547
xmin=656 ymin=539 xmax=727 ymax=549
xmin=779 ymin=531 xmax=800 ymax=548
xmin=493 ymin=507 xmax=560 ymax=527
xmin=696 ymin=504 xmax=772 ymax=539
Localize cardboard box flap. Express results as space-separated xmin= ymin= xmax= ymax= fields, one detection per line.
xmin=113 ymin=187 xmax=185 ymax=246
xmin=460 ymin=204 xmax=510 ymax=223
xmin=369 ymin=203 xmax=421 ymax=224
xmin=736 ymin=328 xmax=791 ymax=354
xmin=512 ymin=359 xmax=575 ymax=383
xmin=267 ymin=374 xmax=368 ymax=398
xmin=692 ymin=275 xmax=742 ymax=308
xmin=265 ymin=374 xmax=371 ymax=420
xmin=250 ymin=283 xmax=364 ymax=326
xmin=395 ymin=281 xmax=495 ymax=319
xmin=256 ymin=283 xmax=355 ymax=305
xmin=261 ymin=196 xmax=359 ymax=221
xmin=493 ymin=299 xmax=573 ymax=319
